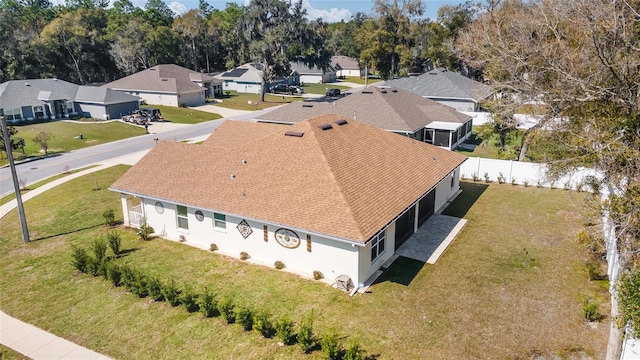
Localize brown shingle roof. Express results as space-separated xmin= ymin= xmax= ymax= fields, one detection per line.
xmin=103 ymin=64 xmax=208 ymax=94
xmin=111 ymin=114 xmax=467 ymax=243
xmin=256 ymin=87 xmax=471 ymax=133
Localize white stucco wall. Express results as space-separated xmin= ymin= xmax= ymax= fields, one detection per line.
xmin=131 ymin=92 xmax=179 ymax=107
xmin=435 ymin=169 xmax=459 ymax=214
xmin=337 ymin=69 xmax=361 ymax=77
xmin=126 ymin=196 xmax=362 ymax=283
xmin=429 ymin=98 xmax=477 ymax=112
xmin=177 ymin=91 xmax=205 ymax=107
xmin=222 ymin=81 xmax=262 ymax=94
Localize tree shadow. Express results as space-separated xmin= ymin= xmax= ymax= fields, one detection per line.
xmin=31 ymin=223 xmax=103 ymax=241
xmin=116 ymin=248 xmax=141 ymax=258
xmin=441 ymin=181 xmax=489 ymax=218
xmin=374 ymin=256 xmax=425 ymax=287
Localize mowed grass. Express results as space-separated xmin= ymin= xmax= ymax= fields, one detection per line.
xmin=0 ymin=168 xmax=608 ymax=359
xmin=6 ymin=121 xmax=146 ymax=159
xmin=141 ymin=105 xmax=221 ymax=124
xmin=341 ymin=76 xmax=383 ymax=85
xmin=214 ymin=91 xmax=303 ymax=110
xmin=0 ymin=345 xmax=29 ymax=359
xmin=301 ymin=83 xmax=351 ymax=95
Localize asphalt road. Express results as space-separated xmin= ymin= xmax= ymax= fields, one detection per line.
xmin=0 ymin=111 xmax=264 ymax=197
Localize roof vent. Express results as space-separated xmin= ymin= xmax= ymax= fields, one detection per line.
xmin=335 ymin=119 xmax=348 ymax=126
xmin=230 ymin=174 xmax=236 ymax=179
xmin=25 ymin=82 xmax=30 ymax=86
xmin=150 ymin=68 xmax=156 ymax=71
xmin=318 ymin=123 xmax=333 ymax=130
xmin=285 ymin=131 xmax=304 ymax=137
xmin=428 ymin=72 xmax=438 ymax=75
xmin=362 ymin=90 xmax=373 ymax=94
xmin=161 ymin=79 xmax=168 ymax=81
xmin=391 ymin=89 xmax=398 ymax=93
xmin=241 ymin=159 xmax=247 ymax=165
xmin=380 ymin=89 xmax=387 ymax=94
xmin=302 ymin=104 xmax=313 ymax=108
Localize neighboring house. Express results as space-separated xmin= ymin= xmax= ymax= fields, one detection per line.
xmin=290 ymin=61 xmax=336 ymax=84
xmin=104 ymin=64 xmax=221 ymax=107
xmin=0 ymin=79 xmax=139 ymax=122
xmin=214 ymin=63 xmax=264 ymax=94
xmin=255 ymin=86 xmax=473 ymax=151
xmin=110 ymin=114 xmax=467 ymax=287
xmin=331 ymin=56 xmax=364 ymax=78
xmin=381 ymin=68 xmax=492 ymax=112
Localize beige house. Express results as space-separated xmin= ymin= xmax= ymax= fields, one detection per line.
xmin=255 ymin=87 xmax=473 ymax=150
xmin=104 ymin=64 xmax=221 ymax=107
xmin=111 ymin=114 xmax=467 ymax=286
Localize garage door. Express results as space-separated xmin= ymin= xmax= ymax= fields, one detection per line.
xmin=418 ymin=190 xmax=435 ymax=227
xmin=395 ymin=205 xmax=416 ymax=250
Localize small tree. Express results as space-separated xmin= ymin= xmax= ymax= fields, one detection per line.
xmin=275 ymin=315 xmax=295 ymax=345
xmin=137 ymin=218 xmax=153 ymax=241
xmin=70 ymin=246 xmax=89 ymax=273
xmin=253 ymin=309 xmax=274 ymax=338
xmin=197 ymin=288 xmax=218 ymax=318
xmin=236 ymin=305 xmax=254 ymax=331
xmin=92 ymin=238 xmax=107 ymax=263
xmin=107 ymin=231 xmax=121 ymax=255
xmin=297 ymin=314 xmax=316 ymax=353
xmin=102 ymin=209 xmax=117 ymax=227
xmin=343 ymin=339 xmax=365 ymax=360
xmin=33 ymin=131 xmax=52 ymax=154
xmin=320 ymin=329 xmax=341 ymax=360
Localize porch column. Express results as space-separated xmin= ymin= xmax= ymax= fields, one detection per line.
xmin=120 ymin=195 xmax=130 ymax=226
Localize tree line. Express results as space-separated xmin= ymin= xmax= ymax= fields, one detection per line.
xmin=0 ymin=0 xmax=476 ymax=85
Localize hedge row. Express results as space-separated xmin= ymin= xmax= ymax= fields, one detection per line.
xmin=71 ymin=237 xmax=366 ymax=359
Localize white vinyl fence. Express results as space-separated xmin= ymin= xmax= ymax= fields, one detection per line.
xmin=459 ymin=157 xmax=601 ymax=191
xmin=462 ymin=111 xmax=541 ymax=129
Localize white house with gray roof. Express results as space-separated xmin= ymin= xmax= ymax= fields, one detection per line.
xmin=0 ymin=79 xmax=139 ymax=122
xmin=290 ymin=61 xmax=336 ymax=84
xmin=381 ymin=68 xmax=492 ymax=112
xmin=214 ymin=63 xmax=264 ymax=94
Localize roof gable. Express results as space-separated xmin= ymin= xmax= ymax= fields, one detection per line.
xmin=382 ymin=68 xmax=492 ymax=101
xmin=1 ymin=79 xmax=77 ymax=108
xmin=330 ymin=56 xmax=360 ymax=70
xmin=111 ymin=114 xmax=467 ymax=243
xmin=103 ymin=64 xmax=206 ymax=94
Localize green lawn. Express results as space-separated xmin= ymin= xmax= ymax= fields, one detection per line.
xmin=0 ymin=168 xmax=608 ymax=359
xmin=341 ymin=76 xmax=383 ymax=85
xmin=142 ymin=105 xmax=221 ymax=124
xmin=214 ymin=91 xmax=304 ymax=110
xmin=0 ymin=345 xmax=29 ymax=360
xmin=3 ymin=121 xmax=146 ymax=164
xmin=301 ymin=83 xmax=351 ymax=95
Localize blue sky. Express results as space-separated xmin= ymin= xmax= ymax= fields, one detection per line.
xmin=168 ymin=0 xmax=465 ymax=23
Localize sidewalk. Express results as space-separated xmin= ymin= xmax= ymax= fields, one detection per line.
xmin=1 ymin=312 xmax=111 ymax=359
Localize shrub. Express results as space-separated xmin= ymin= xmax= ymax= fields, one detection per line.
xmin=209 ymin=243 xmax=218 ymax=251
xmin=131 ymin=269 xmax=148 ymax=298
xmin=240 ymin=251 xmax=250 ymax=260
xmin=483 ymin=172 xmax=491 ymax=183
xmin=582 ymin=296 xmax=600 ymax=322
xmin=297 ymin=314 xmax=316 ymax=353
xmin=218 ymin=296 xmax=235 ymax=324
xmin=275 ymin=315 xmax=295 ymax=345
xmin=564 ymin=181 xmax=571 ymax=190
xmin=71 ymin=246 xmax=89 ymax=273
xmin=106 ymin=261 xmax=122 ymax=287
xmin=511 ymin=177 xmax=517 ymax=185
xmin=162 ymin=279 xmax=181 ymax=306
xmin=577 ymin=230 xmax=605 ymax=255
xmin=179 ymin=235 xmax=187 ymax=242
xmin=85 ymin=256 xmax=99 ymax=276
xmin=98 ymin=257 xmax=110 ymax=279
xmin=585 ymin=260 xmax=605 ymax=281
xmin=92 ymin=238 xmax=107 ymax=263
xmin=107 ymin=231 xmax=122 ymax=256
xmin=274 ymin=261 xmax=285 ymax=270
xmin=472 ymin=172 xmax=479 ymax=182
xmin=253 ymin=309 xmax=274 ymax=338
xmin=120 ymin=264 xmax=135 ymax=289
xmin=147 ymin=275 xmax=164 ymax=301
xmin=197 ymin=288 xmax=218 ymax=318
xmin=497 ymin=172 xmax=505 ymax=184
xmin=343 ymin=340 xmax=365 ymax=360
xmin=523 ymin=179 xmax=530 ymax=187
xmin=102 ymin=209 xmax=116 ymax=227
xmin=180 ymin=286 xmax=199 ymax=313
xmin=313 ymin=271 xmax=324 ymax=280
xmin=320 ymin=330 xmax=341 ymax=360
xmin=536 ymin=179 xmax=543 ymax=188
xmin=137 ymin=218 xmax=153 ymax=241
xmin=236 ymin=305 xmax=254 ymax=331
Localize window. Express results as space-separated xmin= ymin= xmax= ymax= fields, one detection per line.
xmin=213 ymin=213 xmax=226 ymax=230
xmin=176 ymin=205 xmax=188 ymax=230
xmin=33 ymin=105 xmax=44 ymax=118
xmin=4 ymin=108 xmax=22 ymax=121
xmin=370 ymin=230 xmax=386 ymax=262
xmin=451 ymin=174 xmax=455 ymax=188
xmin=65 ymin=101 xmax=74 ymax=114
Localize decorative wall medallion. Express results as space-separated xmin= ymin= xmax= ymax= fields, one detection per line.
xmin=236 ymin=219 xmax=253 ymax=239
xmin=274 ymin=228 xmax=300 ymax=249
xmin=195 ymin=210 xmax=204 ymax=222
xmin=154 ymin=201 xmax=164 ymax=214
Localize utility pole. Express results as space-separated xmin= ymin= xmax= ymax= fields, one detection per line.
xmin=1 ymin=116 xmax=29 ymax=243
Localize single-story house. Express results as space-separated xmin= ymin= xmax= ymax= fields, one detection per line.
xmin=380 ymin=68 xmax=492 ymax=112
xmin=104 ymin=64 xmax=221 ymax=107
xmin=331 ymin=56 xmax=365 ymax=78
xmin=110 ymin=114 xmax=467 ymax=286
xmin=0 ymin=79 xmax=139 ymax=122
xmin=254 ymin=86 xmax=473 ymax=151
xmin=289 ymin=62 xmax=336 ymax=84
xmin=214 ymin=63 xmax=264 ymax=94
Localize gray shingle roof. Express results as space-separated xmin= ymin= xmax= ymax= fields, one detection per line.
xmin=0 ymin=79 xmax=138 ymax=109
xmin=103 ymin=64 xmax=210 ymax=94
xmin=290 ymin=62 xmax=336 ymax=75
xmin=331 ymin=56 xmax=360 ymax=70
xmin=214 ymin=63 xmax=263 ymax=83
xmin=255 ymin=87 xmax=470 ymax=132
xmin=381 ymin=68 xmax=492 ymax=102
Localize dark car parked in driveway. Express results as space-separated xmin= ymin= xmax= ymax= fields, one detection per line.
xmin=270 ymin=84 xmax=303 ymax=95
xmin=325 ymin=88 xmax=341 ymax=97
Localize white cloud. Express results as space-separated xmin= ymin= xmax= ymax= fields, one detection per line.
xmin=302 ymin=0 xmax=351 ymax=23
xmin=168 ymin=1 xmax=187 ymax=15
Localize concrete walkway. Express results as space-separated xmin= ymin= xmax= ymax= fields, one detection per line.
xmin=1 ymin=312 xmax=110 ymax=359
